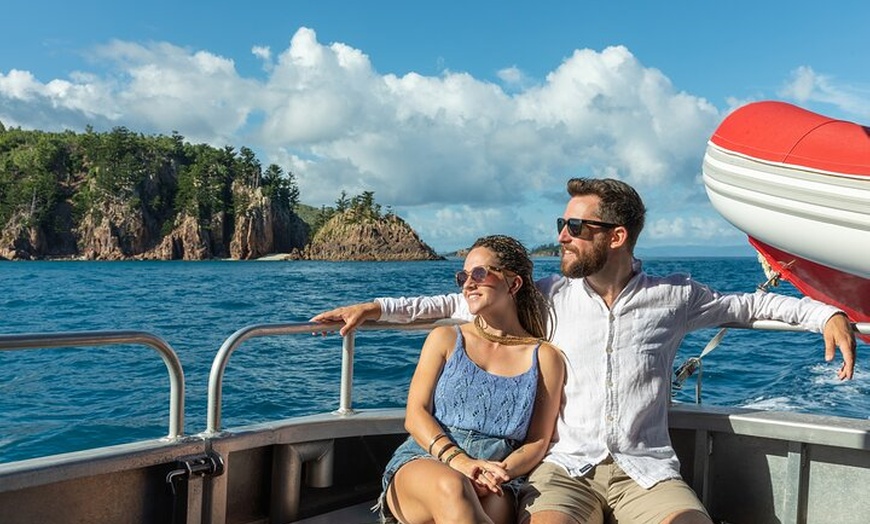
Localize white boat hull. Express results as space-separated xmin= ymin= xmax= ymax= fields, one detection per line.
xmin=703 ymin=142 xmax=870 ymax=280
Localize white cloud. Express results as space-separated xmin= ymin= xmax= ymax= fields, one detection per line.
xmin=496 ymin=65 xmax=534 ymax=92
xmin=0 ymin=69 xmax=41 ymax=100
xmin=646 ymin=216 xmax=744 ymax=243
xmin=12 ymin=27 xmax=856 ymax=251
xmin=251 ymin=45 xmax=271 ymax=62
xmin=780 ymin=66 xmax=870 ymax=120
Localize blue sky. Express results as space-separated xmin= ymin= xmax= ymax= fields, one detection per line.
xmin=2 ymin=1 xmax=869 ymax=254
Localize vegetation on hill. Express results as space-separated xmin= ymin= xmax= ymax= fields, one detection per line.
xmin=0 ymin=124 xmax=298 ymax=233
xmin=530 ymin=243 xmax=560 ymax=256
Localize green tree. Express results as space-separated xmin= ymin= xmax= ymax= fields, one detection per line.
xmin=237 ymin=146 xmax=261 ymax=188
xmin=0 ymin=132 xmax=67 ymax=229
xmin=334 ymin=190 xmax=349 ymax=213
xmin=261 ymin=164 xmax=300 ymax=210
xmin=176 ymin=146 xmax=230 ymax=222
xmin=349 ymin=190 xmax=381 ymax=220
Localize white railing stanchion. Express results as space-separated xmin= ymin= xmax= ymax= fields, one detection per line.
xmin=337 ymin=332 xmax=356 ymax=415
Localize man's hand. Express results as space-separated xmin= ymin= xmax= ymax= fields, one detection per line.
xmin=310 ymin=302 xmax=382 ymax=336
xmin=823 ymin=313 xmax=856 ymax=380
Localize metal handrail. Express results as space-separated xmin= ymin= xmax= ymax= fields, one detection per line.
xmin=675 ymin=320 xmax=870 ymax=404
xmin=724 ymin=319 xmax=870 ymax=335
xmin=0 ymin=330 xmax=185 ymax=438
xmin=205 ymin=320 xmax=456 ymax=434
xmin=207 ymin=318 xmax=868 ymax=433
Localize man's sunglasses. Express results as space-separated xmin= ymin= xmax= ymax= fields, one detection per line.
xmin=557 ymin=217 xmax=620 ymax=238
xmin=455 ymin=265 xmax=505 ymax=287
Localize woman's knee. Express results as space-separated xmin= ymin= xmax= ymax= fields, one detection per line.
xmin=433 ymin=470 xmax=476 ymax=501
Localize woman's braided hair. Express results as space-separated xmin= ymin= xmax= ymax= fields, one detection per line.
xmin=470 ymin=235 xmax=553 ymax=340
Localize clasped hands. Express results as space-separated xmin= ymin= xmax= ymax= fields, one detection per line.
xmin=450 ymin=455 xmax=511 ymax=497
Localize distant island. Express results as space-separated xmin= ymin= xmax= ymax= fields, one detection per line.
xmin=442 ymin=243 xmax=560 ymax=259
xmin=0 ymin=123 xmax=439 ymax=261
xmin=442 ymin=242 xmax=755 ymax=260
xmin=635 ymin=244 xmax=756 ymax=258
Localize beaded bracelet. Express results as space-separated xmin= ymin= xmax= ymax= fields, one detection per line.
xmin=427 ymin=432 xmax=448 ymax=455
xmin=443 ymin=448 xmax=465 ymax=466
xmin=436 ymin=442 xmax=456 ymax=461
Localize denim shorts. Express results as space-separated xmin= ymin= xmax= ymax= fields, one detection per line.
xmin=376 ymin=426 xmax=524 ymax=522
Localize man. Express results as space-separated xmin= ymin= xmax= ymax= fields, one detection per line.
xmin=312 ymin=178 xmax=856 ymax=524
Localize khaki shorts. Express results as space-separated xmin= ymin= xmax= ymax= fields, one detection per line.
xmin=517 ymin=460 xmax=709 ymax=524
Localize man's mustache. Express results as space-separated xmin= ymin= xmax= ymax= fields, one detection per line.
xmin=561 ymin=245 xmax=579 ymax=256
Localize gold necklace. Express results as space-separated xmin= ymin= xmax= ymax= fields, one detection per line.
xmin=473 ymin=316 xmax=539 ymax=346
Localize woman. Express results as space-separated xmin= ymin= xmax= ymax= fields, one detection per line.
xmin=379 ymin=235 xmax=565 ymax=524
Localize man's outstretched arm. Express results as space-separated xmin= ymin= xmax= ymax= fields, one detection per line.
xmin=311 ymin=293 xmax=469 ymax=336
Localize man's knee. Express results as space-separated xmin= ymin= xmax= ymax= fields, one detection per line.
xmin=524 ymin=509 xmax=582 ymax=524
xmin=661 ymin=509 xmax=714 ymax=524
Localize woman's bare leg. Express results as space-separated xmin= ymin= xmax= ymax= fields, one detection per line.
xmin=387 ymin=459 xmax=494 ymax=524
xmin=479 ymin=490 xmax=515 ymax=524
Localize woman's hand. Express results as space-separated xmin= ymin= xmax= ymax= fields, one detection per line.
xmin=449 ymin=455 xmax=510 ymax=496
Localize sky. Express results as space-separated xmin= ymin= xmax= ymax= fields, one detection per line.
xmin=2 ymin=1 xmax=869 ymax=255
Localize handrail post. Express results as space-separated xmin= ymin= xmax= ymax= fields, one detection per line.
xmin=337 ymin=332 xmax=355 ymax=415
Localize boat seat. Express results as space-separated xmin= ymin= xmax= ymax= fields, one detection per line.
xmin=291 ymin=500 xmax=379 ymax=524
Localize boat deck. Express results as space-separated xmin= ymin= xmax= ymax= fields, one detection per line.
xmin=292 ymin=501 xmax=377 ymax=523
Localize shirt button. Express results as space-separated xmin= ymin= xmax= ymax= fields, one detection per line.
xmin=606 ymin=415 xmax=613 ymax=422
xmin=606 ymin=347 xmax=613 ymax=354
xmin=606 ymin=380 xmax=613 ymax=388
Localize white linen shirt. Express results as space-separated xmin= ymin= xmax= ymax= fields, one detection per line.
xmin=376 ymin=260 xmax=840 ymax=488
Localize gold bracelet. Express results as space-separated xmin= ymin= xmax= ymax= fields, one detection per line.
xmin=436 ymin=442 xmax=456 ymax=460
xmin=444 ymin=448 xmax=465 ymax=466
xmin=427 ymin=432 xmax=448 ymax=455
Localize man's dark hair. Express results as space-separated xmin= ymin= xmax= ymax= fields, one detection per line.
xmin=566 ymin=178 xmax=646 ymax=250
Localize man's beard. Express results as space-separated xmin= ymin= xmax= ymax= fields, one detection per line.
xmin=561 ymin=237 xmax=609 ymax=278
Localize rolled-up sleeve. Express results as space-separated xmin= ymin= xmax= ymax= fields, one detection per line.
xmin=376 ymin=294 xmax=471 ymax=323
xmin=687 ymin=279 xmax=842 ymax=333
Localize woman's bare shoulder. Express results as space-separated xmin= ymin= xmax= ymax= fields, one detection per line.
xmin=537 ymin=341 xmax=567 ymax=372
xmin=425 ymin=324 xmax=461 ymax=347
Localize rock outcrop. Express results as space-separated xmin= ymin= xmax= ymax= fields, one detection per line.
xmin=305 ymin=211 xmax=442 ymax=261
xmin=146 ymin=213 xmax=219 ymax=260
xmin=0 ymin=184 xmax=308 ymax=261
xmin=229 ymin=182 xmax=309 ymax=260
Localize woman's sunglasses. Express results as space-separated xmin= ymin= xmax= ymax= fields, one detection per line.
xmin=557 ymin=217 xmax=620 ymax=237
xmin=455 ymin=265 xmax=505 ymax=287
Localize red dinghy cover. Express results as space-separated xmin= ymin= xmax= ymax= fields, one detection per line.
xmin=709 ymin=101 xmax=870 ymax=341
xmin=710 ymin=101 xmax=870 ymax=176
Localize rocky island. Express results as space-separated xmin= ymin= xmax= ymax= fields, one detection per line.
xmin=0 ymin=124 xmax=439 ymax=262
xmin=302 ymin=210 xmax=441 ymax=262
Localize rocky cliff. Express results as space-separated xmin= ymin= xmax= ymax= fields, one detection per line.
xmin=0 ymin=183 xmax=309 ymax=261
xmin=304 ymin=210 xmax=443 ymax=261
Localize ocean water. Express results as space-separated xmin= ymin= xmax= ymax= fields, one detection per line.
xmin=1 ymin=257 xmax=867 ymax=463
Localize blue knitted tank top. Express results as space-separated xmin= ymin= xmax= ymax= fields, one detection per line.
xmin=432 ymin=326 xmax=540 ymax=442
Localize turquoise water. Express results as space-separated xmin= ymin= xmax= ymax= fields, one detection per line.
xmin=1 ymin=258 xmax=867 ymax=463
